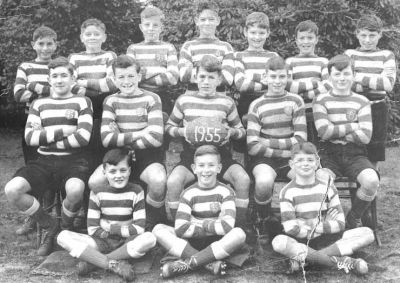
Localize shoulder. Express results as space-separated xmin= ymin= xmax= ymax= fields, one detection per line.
xmin=349 ymin=92 xmax=371 ymax=105
xmin=141 ymin=89 xmax=161 ymax=103
xmin=248 ymin=95 xmax=265 ymax=111
xmin=279 ymin=180 xmax=298 ymax=200
xmin=315 ymin=91 xmax=331 ymax=103
xmin=215 ymin=181 xmax=235 ymax=197
xmin=285 ymin=92 xmax=305 ymax=105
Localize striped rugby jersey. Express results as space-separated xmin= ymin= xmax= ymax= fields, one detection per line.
xmin=175 ymin=181 xmax=236 ymax=238
xmin=247 ymin=92 xmax=307 ymax=158
xmin=87 ymin=182 xmax=145 ymax=238
xmin=25 ymin=95 xmax=93 ymax=156
xmin=279 ymin=179 xmax=345 ymax=239
xmin=101 ymin=90 xmax=164 ymax=149
xmin=126 ymin=41 xmax=179 ymax=92
xmin=313 ymin=91 xmax=372 ymax=145
xmin=344 ymin=48 xmax=396 ymax=100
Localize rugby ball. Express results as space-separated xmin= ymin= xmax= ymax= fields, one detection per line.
xmin=185 ymin=117 xmax=229 ymax=146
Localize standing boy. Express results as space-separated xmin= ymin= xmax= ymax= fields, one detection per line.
xmin=153 ymin=145 xmax=246 ymax=279
xmin=344 ymin=15 xmax=397 ymax=168
xmin=285 ymin=20 xmax=330 ymax=146
xmin=88 ymin=55 xmax=166 ymax=230
xmin=313 ymin=54 xmax=380 ymax=228
xmin=4 ymin=57 xmax=93 ymax=256
xmin=272 ymin=142 xmax=375 ymax=275
xmin=247 ymin=56 xmax=307 ymax=236
xmin=57 ymin=148 xmax=156 ymax=281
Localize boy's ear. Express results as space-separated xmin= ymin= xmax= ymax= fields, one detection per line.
xmin=31 ymin=41 xmax=35 ymax=48
xmin=288 ymin=159 xmax=294 ymax=170
xmin=139 ymin=23 xmax=144 ymax=33
xmin=217 ymin=162 xmax=222 ymax=174
xmin=243 ymin=28 xmax=248 ymax=38
xmin=191 ymin=163 xmax=196 ymax=174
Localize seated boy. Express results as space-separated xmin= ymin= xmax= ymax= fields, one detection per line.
xmin=88 ymin=55 xmax=166 ymax=230
xmin=247 ymin=56 xmax=307 ymax=236
xmin=165 ymin=55 xmax=251 ymax=232
xmin=4 ymin=57 xmax=93 ymax=256
xmin=153 ymin=145 xmax=246 ymax=278
xmin=272 ymin=142 xmax=375 ymax=275
xmin=313 ymin=54 xmax=380 ymax=228
xmin=57 ymin=148 xmax=156 ymax=281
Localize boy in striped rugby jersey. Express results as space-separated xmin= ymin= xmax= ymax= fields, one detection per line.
xmin=272 ymin=142 xmax=374 ymax=275
xmin=247 ymin=56 xmax=307 ymax=237
xmin=58 ymin=148 xmax=156 ymax=281
xmin=153 ymin=145 xmax=246 ymax=278
xmin=344 ymin=15 xmax=396 ymax=168
xmin=178 ymin=1 xmax=234 ymax=95
xmin=285 ymin=20 xmax=330 ymax=146
xmin=127 ymin=6 xmax=179 ymax=115
xmin=313 ymin=55 xmax=380 ymax=229
xmin=88 ymin=55 xmax=167 ymax=231
xmin=5 ymin=57 xmax=93 ymax=256
xmin=165 ymin=55 xmax=251 ymax=234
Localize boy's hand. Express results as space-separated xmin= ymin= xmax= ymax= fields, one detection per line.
xmin=202 ymin=219 xmax=213 ymax=231
xmin=325 ymin=208 xmax=340 ymax=221
xmin=77 ymin=87 xmax=86 ymax=96
xmin=109 ymin=122 xmax=120 ymax=133
xmin=219 ymin=126 xmax=232 ymax=146
xmin=77 ymin=79 xmax=88 ymax=88
xmin=180 ymin=127 xmax=194 ymax=145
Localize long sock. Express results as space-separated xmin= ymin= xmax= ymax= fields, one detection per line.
xmin=319 ymin=243 xmax=342 ymax=256
xmin=167 ymin=201 xmax=179 ymax=223
xmin=305 ymin=247 xmax=336 ymax=267
xmin=181 ymin=243 xmax=198 ymax=259
xmin=350 ymin=194 xmax=371 ymax=218
xmin=107 ymin=243 xmax=130 ymax=260
xmin=235 ymin=198 xmax=249 ymax=228
xmin=29 ymin=202 xmax=55 ymax=229
xmin=255 ymin=198 xmax=271 ymax=219
xmin=79 ymin=246 xmax=109 ymax=269
xmin=189 ymin=246 xmax=216 ymax=269
xmin=146 ymin=196 xmax=166 ymax=227
xmin=61 ymin=201 xmax=78 ymax=230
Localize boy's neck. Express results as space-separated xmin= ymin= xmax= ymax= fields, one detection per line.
xmin=198 ymin=180 xmax=217 ymax=189
xmin=35 ymin=57 xmax=52 ymax=63
xmin=265 ymin=90 xmax=285 ymax=97
xmin=247 ymin=46 xmax=264 ymax=51
xmin=85 ymin=47 xmax=102 ymax=54
xmin=199 ymin=34 xmax=217 ymax=39
xmin=331 ymin=89 xmax=351 ymax=97
xmin=295 ymin=174 xmax=316 ymax=186
xmin=51 ymin=92 xmax=73 ymax=99
xmin=298 ymin=52 xmax=316 ymax=57
xmin=120 ymin=88 xmax=143 ymax=97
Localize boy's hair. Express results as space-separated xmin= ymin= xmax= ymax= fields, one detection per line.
xmin=102 ymin=148 xmax=133 ymax=169
xmin=194 ymin=144 xmax=221 ymax=162
xmin=81 ymin=18 xmax=106 ymax=33
xmin=291 ymin=142 xmax=318 ymax=159
xmin=112 ymin=55 xmax=141 ymax=74
xmin=48 ymin=57 xmax=74 ymax=75
xmin=327 ymin=54 xmax=353 ymax=74
xmin=32 ymin=26 xmax=57 ymax=42
xmin=356 ymin=14 xmax=383 ymax=32
xmin=246 ymin=12 xmax=270 ymax=30
xmin=196 ymin=54 xmax=222 ymax=74
xmin=141 ymin=6 xmax=164 ymax=21
xmin=295 ymin=20 xmax=318 ymax=36
xmin=195 ymin=0 xmax=219 ymax=17
xmin=266 ymin=56 xmax=287 ymax=72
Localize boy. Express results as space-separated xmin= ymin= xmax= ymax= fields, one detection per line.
xmin=153 ymin=145 xmax=246 ymax=278
xmin=233 ymin=12 xmax=279 ymax=118
xmin=285 ymin=20 xmax=330 ymax=146
xmin=247 ymin=56 xmax=307 ymax=236
xmin=272 ymin=142 xmax=375 ymax=275
xmin=57 ymin=148 xmax=156 ymax=281
xmin=179 ymin=2 xmax=234 ymax=95
xmin=313 ymin=54 xmax=380 ymax=229
xmin=165 ymin=55 xmax=251 ymax=233
xmin=4 ymin=57 xmax=93 ymax=256
xmin=126 ymin=6 xmax=179 ymax=115
xmin=344 ymin=15 xmax=396 ymax=168
xmin=88 ymin=55 xmax=166 ymax=230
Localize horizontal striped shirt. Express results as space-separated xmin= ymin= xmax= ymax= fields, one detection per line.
xmin=279 ymin=179 xmax=345 ymax=239
xmin=101 ymin=90 xmax=163 ymax=149
xmin=247 ymin=92 xmax=307 ymax=158
xmin=25 ymin=95 xmax=93 ymax=155
xmin=87 ymin=182 xmax=145 ymax=238
xmin=175 ymin=181 xmax=236 ymax=238
xmin=126 ymin=41 xmax=179 ymax=92
xmin=313 ymin=91 xmax=372 ymax=145
xmin=233 ymin=49 xmax=279 ymax=95
xmin=179 ymin=38 xmax=234 ymax=92
xmin=344 ymin=48 xmax=396 ymax=100
xmin=285 ymin=55 xmax=330 ymax=108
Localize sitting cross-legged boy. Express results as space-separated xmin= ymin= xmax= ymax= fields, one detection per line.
xmin=57 ymin=148 xmax=156 ymax=281
xmin=153 ymin=145 xmax=246 ymax=279
xmin=313 ymin=54 xmax=380 ymax=229
xmin=272 ymin=142 xmax=375 ymax=275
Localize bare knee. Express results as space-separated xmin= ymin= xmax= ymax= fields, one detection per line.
xmin=152 ymin=223 xmax=171 ymax=238
xmin=271 ymin=234 xmax=288 ymax=253
xmin=140 ymin=232 xmax=157 ymax=248
xmin=231 ymin=227 xmax=246 ymax=244
xmin=167 ymin=174 xmax=186 ymax=201
xmin=65 ymin=179 xmax=85 ymax=203
xmin=358 ymin=170 xmax=379 ymax=196
xmin=4 ymin=177 xmax=30 ymax=203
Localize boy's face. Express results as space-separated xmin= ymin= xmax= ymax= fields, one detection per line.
xmin=31 ymin=36 xmax=57 ymax=62
xmin=195 ymin=10 xmax=220 ymax=37
xmin=49 ymin=66 xmax=74 ymax=97
xmin=103 ymin=158 xmax=131 ymax=189
xmin=329 ymin=65 xmax=354 ymax=94
xmin=191 ymin=154 xmax=221 ymax=188
xmin=289 ymin=152 xmax=319 ymax=179
xmin=296 ymin=30 xmax=318 ymax=56
xmin=196 ymin=67 xmax=221 ymax=97
xmin=80 ymin=25 xmax=106 ymax=52
xmin=244 ymin=25 xmax=269 ymax=50
xmin=356 ymin=29 xmax=381 ymax=51
xmin=140 ymin=16 xmax=163 ymax=42
xmin=114 ymin=66 xmax=141 ymax=95
xmin=265 ymin=69 xmax=288 ymax=96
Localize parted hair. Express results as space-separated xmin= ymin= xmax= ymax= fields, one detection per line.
xmin=112 ymin=55 xmax=141 ymax=73
xmin=194 ymin=144 xmax=221 ymax=162
xmin=102 ymin=148 xmax=133 ymax=168
xmin=327 ymin=54 xmax=353 ymax=74
xmin=81 ymin=18 xmax=106 ymax=33
xmin=48 ymin=57 xmax=74 ymax=75
xmin=356 ymin=14 xmax=383 ymax=32
xmin=295 ymin=20 xmax=319 ymax=36
xmin=33 ymin=26 xmax=57 ymax=42
xmin=246 ymin=12 xmax=270 ymax=30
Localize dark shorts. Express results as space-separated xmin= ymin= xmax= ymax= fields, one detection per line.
xmin=93 ymin=234 xmax=138 ymax=254
xmin=306 ymin=108 xmax=319 ymax=149
xmin=188 ymin=235 xmax=222 ymax=251
xmin=21 ymin=115 xmax=39 ymax=164
xmin=131 ymin=147 xmax=165 ymax=180
xmin=319 ymin=142 xmax=376 ymax=181
xmin=14 ymin=154 xmax=90 ymax=199
xmin=249 ymin=156 xmax=291 ymax=179
xmin=367 ymin=100 xmax=388 ymax=162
